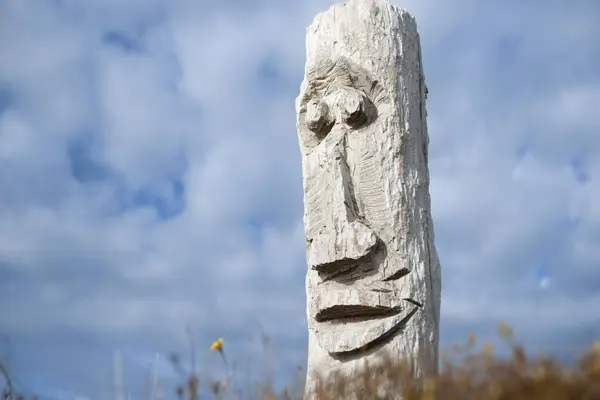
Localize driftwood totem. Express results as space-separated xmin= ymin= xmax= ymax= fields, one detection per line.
xmin=295 ymin=0 xmax=441 ymax=396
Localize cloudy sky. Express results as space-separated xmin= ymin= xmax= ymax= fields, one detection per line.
xmin=1 ymin=0 xmax=599 ymax=398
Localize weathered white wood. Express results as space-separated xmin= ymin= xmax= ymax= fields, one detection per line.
xmin=295 ymin=0 xmax=441 ymax=397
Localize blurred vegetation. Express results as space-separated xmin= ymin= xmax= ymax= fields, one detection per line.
xmin=2 ymin=322 xmax=600 ymax=399
xmin=168 ymin=322 xmax=600 ymax=400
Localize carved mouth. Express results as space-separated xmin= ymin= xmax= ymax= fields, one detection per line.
xmin=312 ymin=301 xmax=421 ymax=355
xmin=308 ymin=262 xmax=420 ymax=355
xmin=309 ymin=288 xmax=421 ymax=355
xmin=315 ymin=305 xmax=403 ymax=323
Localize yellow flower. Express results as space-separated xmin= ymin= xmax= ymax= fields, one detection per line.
xmin=497 ymin=322 xmax=514 ymax=340
xmin=211 ymin=338 xmax=224 ymax=352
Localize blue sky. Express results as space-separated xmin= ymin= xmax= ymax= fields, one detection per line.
xmin=1 ymin=0 xmax=599 ymax=398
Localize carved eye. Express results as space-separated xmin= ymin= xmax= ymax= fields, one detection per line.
xmin=306 ymin=99 xmax=333 ymax=137
xmin=339 ymin=90 xmax=368 ymax=128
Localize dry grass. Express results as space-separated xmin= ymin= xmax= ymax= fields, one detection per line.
xmin=171 ymin=323 xmax=600 ymax=400
xmin=2 ymin=323 xmax=600 ymax=400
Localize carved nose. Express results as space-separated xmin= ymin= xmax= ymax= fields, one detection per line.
xmin=306 ymin=138 xmax=379 ymax=273
xmin=308 ymin=219 xmax=378 ymax=273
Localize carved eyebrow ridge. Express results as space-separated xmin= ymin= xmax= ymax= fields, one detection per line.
xmin=302 ymin=57 xmax=388 ymax=107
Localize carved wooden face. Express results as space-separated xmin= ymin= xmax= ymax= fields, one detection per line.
xmin=296 ymin=58 xmax=422 ymax=355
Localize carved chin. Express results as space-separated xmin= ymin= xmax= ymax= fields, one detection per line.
xmin=310 ymin=299 xmax=420 ymax=355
